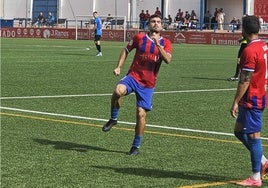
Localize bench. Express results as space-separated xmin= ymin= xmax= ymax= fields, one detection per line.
xmin=55 ymin=18 xmax=66 ymax=27
xmin=104 ymin=19 xmax=125 ymax=29
xmin=85 ymin=19 xmax=125 ymax=29
xmin=84 ymin=19 xmax=96 ymax=28
xmin=13 ymin=18 xmax=31 ymax=27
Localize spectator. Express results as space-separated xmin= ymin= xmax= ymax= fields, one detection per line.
xmin=217 ymin=8 xmax=225 ymax=30
xmin=139 ymin=10 xmax=146 ymax=29
xmin=167 ymin=14 xmax=172 ymax=25
xmin=190 ymin=10 xmax=196 ymax=20
xmin=144 ymin=10 xmax=150 ymax=28
xmin=214 ymin=8 xmax=218 ymax=18
xmin=163 ymin=15 xmax=172 ymax=30
xmin=34 ymin=12 xmax=44 ymax=28
xmin=184 ymin=11 xmax=190 ymax=28
xmin=189 ymin=10 xmax=198 ymax=29
xmin=18 ymin=18 xmax=23 ymax=27
xmin=259 ymin=16 xmax=265 ymax=31
xmin=236 ymin=19 xmax=241 ymax=30
xmin=104 ymin=14 xmax=114 ymax=29
xmin=211 ymin=8 xmax=219 ymax=30
xmin=46 ymin=12 xmax=55 ymax=27
xmin=174 ymin=9 xmax=186 ymax=31
xmin=174 ymin=9 xmax=183 ymax=22
xmin=228 ymin=17 xmax=238 ymax=32
xmin=204 ymin=10 xmax=212 ymax=29
xmin=211 ymin=16 xmax=217 ymax=30
xmin=189 ymin=16 xmax=198 ymax=29
xmin=154 ymin=7 xmax=162 ymax=17
xmin=259 ymin=16 xmax=264 ymax=25
xmin=106 ymin=14 xmax=113 ymax=22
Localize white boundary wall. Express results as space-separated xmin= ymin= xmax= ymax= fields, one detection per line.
xmin=0 ymin=0 xmax=254 ymax=26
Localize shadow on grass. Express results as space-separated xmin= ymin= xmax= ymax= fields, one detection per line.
xmin=92 ymin=165 xmax=232 ymax=181
xmin=33 ymin=138 xmax=125 ymax=154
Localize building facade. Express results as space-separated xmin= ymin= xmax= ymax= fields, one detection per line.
xmin=0 ymin=0 xmax=266 ymax=27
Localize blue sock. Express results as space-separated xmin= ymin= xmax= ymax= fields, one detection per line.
xmin=248 ymin=137 xmax=262 ymax=173
xmin=132 ymin=135 xmax=143 ymax=148
xmin=234 ymin=131 xmax=250 ymax=150
xmin=111 ymin=108 xmax=119 ymax=120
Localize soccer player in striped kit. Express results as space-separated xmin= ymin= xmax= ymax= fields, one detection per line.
xmin=230 ymin=15 xmax=268 ymax=187
xmin=102 ymin=14 xmax=172 ymax=155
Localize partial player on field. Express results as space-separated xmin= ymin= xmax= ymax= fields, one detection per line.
xmin=230 ymin=15 xmax=268 ymax=187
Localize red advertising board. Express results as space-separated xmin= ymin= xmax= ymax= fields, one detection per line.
xmin=0 ymin=28 xmax=77 ymax=39
xmin=254 ymin=0 xmax=268 ymax=22
xmin=1 ymin=28 xmax=268 ymax=46
xmin=0 ymin=28 xmax=139 ymax=41
xmin=171 ymin=31 xmax=241 ymax=45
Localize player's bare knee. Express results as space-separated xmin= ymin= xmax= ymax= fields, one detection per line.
xmin=114 ymin=84 xmax=126 ymax=97
xmin=136 ymin=107 xmax=146 ymax=119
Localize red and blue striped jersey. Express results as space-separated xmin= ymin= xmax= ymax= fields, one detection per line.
xmin=125 ymin=33 xmax=172 ymax=88
xmin=239 ymin=39 xmax=268 ymax=109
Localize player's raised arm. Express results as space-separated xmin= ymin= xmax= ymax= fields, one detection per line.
xmin=149 ymin=16 xmax=172 ymax=64
xmin=154 ymin=39 xmax=172 ymax=64
xmin=113 ymin=48 xmax=128 ymax=76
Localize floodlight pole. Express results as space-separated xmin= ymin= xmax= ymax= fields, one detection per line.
xmin=2 ymin=0 xmax=4 ymax=18
xmin=75 ymin=16 xmax=78 ymax=40
xmin=115 ymin=0 xmax=117 ymax=18
xmin=129 ymin=0 xmax=137 ymax=29
xmin=200 ymin=0 xmax=205 ymax=31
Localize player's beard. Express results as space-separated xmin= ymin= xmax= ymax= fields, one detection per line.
xmin=150 ymin=27 xmax=161 ymax=33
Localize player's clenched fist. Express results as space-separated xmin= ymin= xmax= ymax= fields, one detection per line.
xmin=113 ymin=67 xmax=120 ymax=76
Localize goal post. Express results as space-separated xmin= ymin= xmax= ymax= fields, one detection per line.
xmin=74 ymin=15 xmax=127 ymax=42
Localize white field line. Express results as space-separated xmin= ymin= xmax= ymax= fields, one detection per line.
xmin=0 ymin=88 xmax=236 ymax=100
xmin=4 ymin=44 xmax=123 ymax=50
xmin=1 ymin=106 xmax=268 ymax=140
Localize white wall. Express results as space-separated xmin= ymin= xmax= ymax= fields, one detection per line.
xmin=0 ymin=0 xmax=249 ymax=25
xmin=0 ymin=0 xmax=31 ymax=19
xmin=59 ymin=0 xmax=129 ymax=20
xmin=60 ymin=0 xmax=93 ymax=19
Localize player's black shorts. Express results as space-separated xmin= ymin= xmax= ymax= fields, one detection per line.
xmin=94 ymin=35 xmax=101 ymax=41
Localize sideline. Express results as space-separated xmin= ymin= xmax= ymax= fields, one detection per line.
xmin=0 ymin=111 xmax=246 ymax=145
xmin=0 ymin=88 xmax=236 ymax=100
xmin=1 ymin=106 xmax=268 ymax=141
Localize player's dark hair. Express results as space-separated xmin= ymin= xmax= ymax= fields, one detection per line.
xmin=242 ymin=15 xmax=260 ymax=34
xmin=93 ymin=11 xmax=98 ymax=14
xmin=148 ymin=14 xmax=162 ymax=22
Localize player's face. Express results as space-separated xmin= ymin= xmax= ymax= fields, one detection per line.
xmin=148 ymin=18 xmax=162 ymax=33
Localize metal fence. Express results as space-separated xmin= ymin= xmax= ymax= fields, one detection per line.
xmin=11 ymin=18 xmax=268 ymax=33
